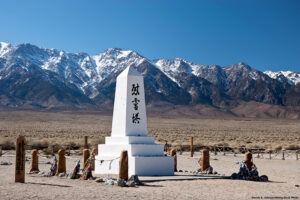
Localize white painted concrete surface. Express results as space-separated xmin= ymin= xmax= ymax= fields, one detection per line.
xmin=105 ymin=136 xmax=155 ymax=144
xmin=95 ymin=66 xmax=174 ymax=176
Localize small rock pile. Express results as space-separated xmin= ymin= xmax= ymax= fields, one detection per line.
xmin=96 ymin=175 xmax=143 ymax=187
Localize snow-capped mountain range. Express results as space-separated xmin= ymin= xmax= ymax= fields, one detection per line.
xmin=0 ymin=41 xmax=299 ymax=111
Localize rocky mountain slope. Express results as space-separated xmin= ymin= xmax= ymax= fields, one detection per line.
xmin=0 ymin=42 xmax=299 ymax=118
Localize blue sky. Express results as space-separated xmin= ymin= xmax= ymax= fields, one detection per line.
xmin=0 ymin=0 xmax=299 ymax=72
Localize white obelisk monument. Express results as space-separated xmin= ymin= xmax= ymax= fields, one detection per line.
xmin=95 ymin=66 xmax=174 ymax=176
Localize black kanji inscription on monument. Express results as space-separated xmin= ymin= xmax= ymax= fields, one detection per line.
xmin=132 ymin=98 xmax=140 ymax=110
xmin=131 ymin=84 xmax=140 ymax=95
xmin=132 ymin=113 xmax=140 ymax=124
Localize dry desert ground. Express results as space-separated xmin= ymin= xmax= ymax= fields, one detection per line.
xmin=0 ymin=111 xmax=299 ymax=199
xmin=0 ymin=151 xmax=299 ymax=200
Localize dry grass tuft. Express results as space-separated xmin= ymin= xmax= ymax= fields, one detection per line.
xmin=284 ymin=144 xmax=300 ymax=150
xmin=0 ymin=138 xmax=14 ymax=150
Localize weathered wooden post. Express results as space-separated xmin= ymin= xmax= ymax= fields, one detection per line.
xmin=214 ymin=146 xmax=217 ymax=156
xmin=28 ymin=149 xmax=39 ymax=173
xmin=84 ymin=136 xmax=88 ymax=149
xmin=0 ymin=145 xmax=2 ymax=157
xmin=119 ymin=150 xmax=128 ymax=180
xmin=56 ymin=149 xmax=66 ymax=175
xmin=223 ymin=146 xmax=225 ymax=156
xmin=201 ymin=149 xmax=210 ymax=171
xmin=170 ymin=149 xmax=177 ymax=172
xmin=269 ymin=152 xmax=272 ymax=160
xmin=91 ymin=148 xmax=98 ymax=170
xmin=245 ymin=152 xmax=253 ymax=170
xmin=83 ymin=149 xmax=90 ymax=165
xmin=15 ymin=136 xmax=26 ymax=183
xmin=190 ymin=137 xmax=193 ymax=157
xmin=282 ymin=151 xmax=285 ymax=160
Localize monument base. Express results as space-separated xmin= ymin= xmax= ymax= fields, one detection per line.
xmin=94 ymin=136 xmax=174 ymax=176
xmin=95 ymin=155 xmax=174 ymax=176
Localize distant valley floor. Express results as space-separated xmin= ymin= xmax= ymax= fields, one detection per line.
xmin=0 ymin=110 xmax=299 ymax=152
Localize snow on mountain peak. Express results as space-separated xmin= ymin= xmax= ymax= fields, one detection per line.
xmin=0 ymin=41 xmax=10 ymax=48
xmin=117 ymin=50 xmax=132 ymax=59
xmin=224 ymin=62 xmax=266 ymax=81
xmin=154 ymin=58 xmax=226 ymax=86
xmin=264 ymin=70 xmax=300 ymax=85
xmin=154 ymin=58 xmax=194 ymax=74
xmin=95 ymin=48 xmax=137 ymax=59
xmin=227 ymin=62 xmax=252 ymax=70
xmin=153 ymin=58 xmax=196 ymax=85
xmin=92 ymin=48 xmax=144 ymax=81
xmin=0 ymin=42 xmax=12 ymax=57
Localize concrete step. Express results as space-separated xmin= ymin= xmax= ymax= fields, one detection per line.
xmin=95 ymin=155 xmax=174 ymax=176
xmin=98 ymin=144 xmax=164 ymax=157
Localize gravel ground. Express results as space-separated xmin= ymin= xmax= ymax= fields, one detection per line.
xmin=0 ymin=151 xmax=299 ymax=200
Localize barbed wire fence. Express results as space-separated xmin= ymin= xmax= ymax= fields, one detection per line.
xmin=165 ymin=144 xmax=299 ymax=161
xmin=1 ymin=140 xmax=299 ymax=161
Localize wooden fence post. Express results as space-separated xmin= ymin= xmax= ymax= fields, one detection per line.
xmin=0 ymin=145 xmax=2 ymax=157
xmin=190 ymin=137 xmax=193 ymax=157
xmin=28 ymin=149 xmax=39 ymax=173
xmin=214 ymin=146 xmax=217 ymax=156
xmin=119 ymin=150 xmax=128 ymax=180
xmin=56 ymin=149 xmax=66 ymax=175
xmin=83 ymin=149 xmax=90 ymax=165
xmin=201 ymin=149 xmax=210 ymax=171
xmin=170 ymin=149 xmax=177 ymax=172
xmin=15 ymin=136 xmax=26 ymax=183
xmin=223 ymin=146 xmax=225 ymax=156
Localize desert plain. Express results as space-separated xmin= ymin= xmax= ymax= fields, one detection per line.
xmin=0 ymin=111 xmax=299 ymax=151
